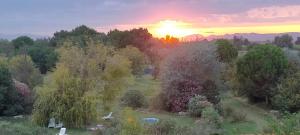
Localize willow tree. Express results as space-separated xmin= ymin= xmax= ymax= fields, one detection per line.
xmin=33 ymin=42 xmax=132 ymax=128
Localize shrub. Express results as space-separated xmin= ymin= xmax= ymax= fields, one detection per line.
xmin=188 ymin=95 xmax=212 ymax=117
xmin=271 ymin=71 xmax=300 ymax=112
xmin=230 ymin=110 xmax=247 ymax=123
xmin=236 ymin=44 xmax=288 ymax=103
xmin=268 ymin=113 xmax=300 ymax=134
xmin=120 ymin=107 xmax=144 ymax=135
xmin=202 ymin=106 xmax=222 ymax=128
xmin=121 ymin=90 xmax=146 ymax=109
xmin=161 ymin=43 xmax=221 ymax=112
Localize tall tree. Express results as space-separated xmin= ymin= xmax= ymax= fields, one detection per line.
xmin=237 ymin=44 xmax=288 ymax=103
xmin=12 ymin=36 xmax=34 ymax=50
xmin=51 ymin=25 xmax=106 ymax=48
xmin=0 ymin=63 xmax=23 ymax=116
xmin=33 ymin=43 xmax=132 ymax=127
xmin=295 ymin=37 xmax=300 ymax=45
xmin=28 ymin=41 xmax=58 ymax=74
xmin=274 ymin=34 xmax=294 ymax=48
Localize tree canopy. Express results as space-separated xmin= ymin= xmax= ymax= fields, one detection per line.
xmin=236 ymin=44 xmax=288 ymax=102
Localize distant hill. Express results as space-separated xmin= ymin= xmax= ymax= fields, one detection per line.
xmin=0 ymin=33 xmax=48 ymax=40
xmin=182 ymin=32 xmax=300 ymax=42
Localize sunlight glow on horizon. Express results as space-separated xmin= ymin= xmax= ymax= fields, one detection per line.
xmin=149 ymin=20 xmax=198 ymax=38
xmin=148 ymin=20 xmax=300 ymax=38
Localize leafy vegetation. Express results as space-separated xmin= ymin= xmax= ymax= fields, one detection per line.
xmin=236 ymin=44 xmax=288 ymax=103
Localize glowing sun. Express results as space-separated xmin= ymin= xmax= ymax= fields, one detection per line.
xmin=150 ymin=20 xmax=197 ymax=38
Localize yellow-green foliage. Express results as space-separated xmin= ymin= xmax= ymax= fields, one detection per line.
xmin=120 ymin=107 xmax=144 ymax=135
xmin=9 ymin=55 xmax=42 ymax=88
xmin=33 ymin=43 xmax=132 ymax=128
xmin=117 ymin=46 xmax=146 ymax=76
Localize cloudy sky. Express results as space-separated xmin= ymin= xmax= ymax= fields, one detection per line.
xmin=1 ymin=0 xmax=300 ymax=36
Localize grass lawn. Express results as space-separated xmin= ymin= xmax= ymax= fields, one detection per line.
xmin=0 ymin=117 xmax=92 ymax=135
xmin=221 ymin=92 xmax=271 ymax=134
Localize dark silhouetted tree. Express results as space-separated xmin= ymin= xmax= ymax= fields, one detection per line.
xmin=274 ymin=34 xmax=293 ymax=48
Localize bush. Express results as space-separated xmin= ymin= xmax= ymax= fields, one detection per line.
xmin=237 ymin=44 xmax=288 ymax=103
xmin=230 ymin=110 xmax=247 ymax=123
xmin=188 ymin=95 xmax=212 ymax=117
xmin=121 ymin=90 xmax=146 ymax=109
xmin=190 ymin=120 xmax=223 ymax=135
xmin=268 ymin=113 xmax=300 ymax=134
xmin=120 ymin=107 xmax=144 ymax=135
xmin=161 ymin=43 xmax=221 ymax=112
xmin=271 ymin=71 xmax=300 ymax=112
xmin=202 ymin=106 xmax=222 ymax=128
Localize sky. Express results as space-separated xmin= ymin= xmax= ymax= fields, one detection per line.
xmin=1 ymin=0 xmax=300 ymax=37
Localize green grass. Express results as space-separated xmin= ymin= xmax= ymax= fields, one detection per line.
xmin=127 ymin=75 xmax=160 ymax=98
xmin=221 ymin=93 xmax=270 ymax=134
xmin=0 ymin=117 xmax=92 ymax=135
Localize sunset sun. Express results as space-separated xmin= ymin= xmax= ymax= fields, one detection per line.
xmin=150 ymin=20 xmax=197 ymax=38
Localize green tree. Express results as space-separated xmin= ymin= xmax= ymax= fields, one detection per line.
xmin=28 ymin=43 xmax=58 ymax=74
xmin=106 ymin=28 xmax=152 ymax=51
xmin=0 ymin=39 xmax=14 ymax=56
xmin=117 ymin=46 xmax=146 ymax=76
xmin=0 ymin=63 xmax=23 ymax=116
xmin=216 ymin=39 xmax=238 ymax=63
xmin=12 ymin=36 xmax=34 ymax=50
xmin=9 ymin=55 xmax=43 ymax=89
xmin=33 ymin=43 xmax=132 ymax=127
xmin=274 ymin=34 xmax=293 ymax=48
xmin=295 ymin=37 xmax=300 ymax=45
xmin=236 ymin=44 xmax=288 ymax=103
xmin=51 ymin=25 xmax=106 ymax=48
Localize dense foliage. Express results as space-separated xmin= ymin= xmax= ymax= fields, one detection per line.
xmin=216 ymin=39 xmax=238 ymax=63
xmin=12 ymin=36 xmax=34 ymax=50
xmin=188 ymin=95 xmax=212 ymax=117
xmin=121 ymin=90 xmax=146 ymax=109
xmin=161 ymin=43 xmax=220 ymax=112
xmin=272 ymin=71 xmax=300 ymax=112
xmin=0 ymin=63 xmax=23 ymax=116
xmin=32 ymin=43 xmax=132 ymax=128
xmin=28 ymin=39 xmax=58 ymax=74
xmin=51 ymin=25 xmax=106 ymax=48
xmin=236 ymin=44 xmax=288 ymax=103
xmin=9 ymin=55 xmax=43 ymax=89
xmin=117 ymin=46 xmax=146 ymax=76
